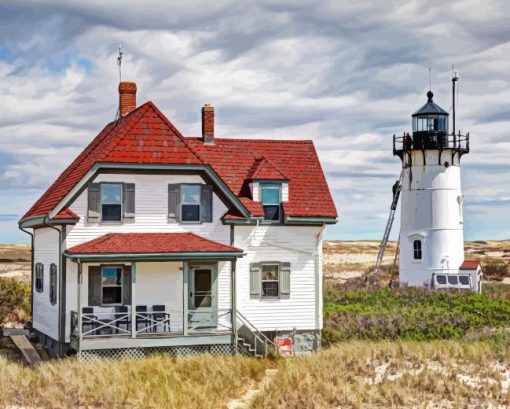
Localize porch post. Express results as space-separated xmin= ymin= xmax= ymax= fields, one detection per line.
xmin=131 ymin=262 xmax=137 ymax=338
xmin=77 ymin=260 xmax=82 ymax=352
xmin=232 ymin=259 xmax=238 ymax=355
xmin=183 ymin=261 xmax=189 ymax=336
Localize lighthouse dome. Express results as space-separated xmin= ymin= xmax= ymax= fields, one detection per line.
xmin=411 ymin=90 xmax=449 ymax=148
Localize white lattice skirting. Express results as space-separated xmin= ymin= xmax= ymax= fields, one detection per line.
xmin=78 ymin=344 xmax=235 ymax=361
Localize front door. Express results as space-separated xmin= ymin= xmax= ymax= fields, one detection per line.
xmin=188 ymin=264 xmax=217 ymax=329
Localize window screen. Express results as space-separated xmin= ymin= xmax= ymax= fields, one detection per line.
xmin=261 ymin=264 xmax=279 ymax=297
xmin=459 ymin=275 xmax=470 ymax=286
xmin=181 ymin=185 xmax=201 ymax=222
xmin=261 ymin=185 xmax=281 ymax=222
xmin=101 ymin=184 xmax=122 ymax=221
xmin=447 ymin=275 xmax=458 ymax=285
xmin=101 ymin=266 xmax=123 ymax=305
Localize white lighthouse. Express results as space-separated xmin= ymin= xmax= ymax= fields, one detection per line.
xmin=394 ymin=77 xmax=480 ymax=291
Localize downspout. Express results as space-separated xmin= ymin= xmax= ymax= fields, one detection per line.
xmin=19 ymin=226 xmax=34 ymax=328
xmin=315 ymin=223 xmax=326 ymax=346
xmin=43 ymin=218 xmax=64 ymax=357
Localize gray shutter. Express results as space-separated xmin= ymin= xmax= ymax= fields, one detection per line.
xmin=87 ymin=183 xmax=100 ymax=223
xmin=280 ymin=262 xmax=291 ymax=299
xmin=250 ymin=263 xmax=261 ymax=299
xmin=88 ymin=266 xmax=101 ymax=306
xmin=168 ymin=184 xmax=181 ymax=222
xmin=201 ymin=185 xmax=213 ymax=223
xmin=122 ymin=265 xmax=132 ymax=305
xmin=123 ymin=183 xmax=135 ymax=223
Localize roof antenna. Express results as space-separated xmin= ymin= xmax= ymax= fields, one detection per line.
xmin=452 ymin=65 xmax=459 ymax=137
xmin=117 ymin=44 xmax=123 ymax=83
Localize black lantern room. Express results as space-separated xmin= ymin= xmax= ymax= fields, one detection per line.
xmin=411 ymin=90 xmax=449 ymax=149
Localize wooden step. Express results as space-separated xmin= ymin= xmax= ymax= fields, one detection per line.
xmin=9 ymin=334 xmax=42 ymax=365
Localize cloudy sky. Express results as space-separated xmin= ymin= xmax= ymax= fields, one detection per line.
xmin=0 ymin=0 xmax=509 ymax=243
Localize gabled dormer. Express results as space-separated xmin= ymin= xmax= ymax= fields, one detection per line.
xmin=248 ymin=157 xmax=288 ymax=223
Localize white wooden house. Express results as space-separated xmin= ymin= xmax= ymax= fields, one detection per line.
xmin=19 ymin=81 xmax=337 ymax=359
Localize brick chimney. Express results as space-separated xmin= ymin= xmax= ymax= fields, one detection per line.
xmin=201 ymin=104 xmax=214 ymax=144
xmin=118 ymin=81 xmax=137 ymax=117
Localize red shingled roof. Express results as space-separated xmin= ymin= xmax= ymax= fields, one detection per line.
xmin=54 ymin=208 xmax=80 ymax=220
xmin=249 ymin=157 xmax=287 ymax=180
xmin=21 ymin=100 xmax=337 ymax=222
xmin=187 ymin=137 xmax=337 ymax=218
xmin=460 ymin=260 xmax=482 ymax=270
xmin=22 ymin=102 xmax=202 ymax=221
xmin=66 ymin=233 xmax=243 ymax=255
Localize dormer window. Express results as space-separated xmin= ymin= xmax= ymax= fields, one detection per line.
xmin=261 ymin=183 xmax=281 ymax=222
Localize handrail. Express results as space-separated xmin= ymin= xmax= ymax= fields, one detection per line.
xmin=236 ymin=310 xmax=276 ymax=355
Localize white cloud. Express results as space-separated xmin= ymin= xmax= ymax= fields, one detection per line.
xmin=0 ymin=0 xmax=509 ymax=242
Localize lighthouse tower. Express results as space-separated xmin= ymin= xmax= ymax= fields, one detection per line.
xmin=393 ymin=78 xmax=472 ymax=288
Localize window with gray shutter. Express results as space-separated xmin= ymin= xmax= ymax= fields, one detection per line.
xmin=123 ymin=183 xmax=135 ymax=223
xmin=168 ymin=184 xmax=180 ymax=222
xmin=87 ymin=183 xmax=100 ymax=223
xmin=251 ymin=262 xmax=291 ymax=299
xmin=88 ymin=266 xmax=101 ymax=306
xmin=249 ymin=263 xmax=261 ymax=299
xmin=280 ymin=262 xmax=291 ymax=299
xmin=201 ymin=185 xmax=213 ymax=222
xmin=122 ymin=266 xmax=132 ymax=305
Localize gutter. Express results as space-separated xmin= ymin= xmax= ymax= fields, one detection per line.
xmin=19 ymin=226 xmax=34 ymax=328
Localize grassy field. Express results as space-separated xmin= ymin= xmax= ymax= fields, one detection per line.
xmin=1 ymin=242 xmax=510 ymax=408
xmin=250 ymin=339 xmax=510 ymax=408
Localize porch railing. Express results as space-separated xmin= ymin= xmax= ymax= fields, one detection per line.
xmin=71 ymin=308 xmax=233 ymax=339
xmin=71 ymin=309 xmax=177 ymax=338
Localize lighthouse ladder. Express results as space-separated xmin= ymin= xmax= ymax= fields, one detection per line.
xmin=373 ymin=169 xmax=403 ymax=277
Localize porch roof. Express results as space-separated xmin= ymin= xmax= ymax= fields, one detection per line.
xmin=64 ymin=232 xmax=244 ymax=261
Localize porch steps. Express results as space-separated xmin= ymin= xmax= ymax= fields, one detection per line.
xmin=237 ymin=336 xmax=263 ymax=358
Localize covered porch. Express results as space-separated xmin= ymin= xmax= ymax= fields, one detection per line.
xmin=64 ymin=233 xmax=244 ymax=352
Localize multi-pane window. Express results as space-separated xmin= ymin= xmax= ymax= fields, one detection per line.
xmin=101 ymin=266 xmax=123 ymax=305
xmin=181 ymin=185 xmax=201 ymax=222
xmin=35 ymin=263 xmax=44 ymax=292
xmin=49 ymin=263 xmax=57 ymax=305
xmin=261 ymin=264 xmax=279 ymax=297
xmin=413 ymin=240 xmax=422 ymax=260
xmin=101 ymin=183 xmax=122 ymax=222
xmin=261 ymin=184 xmax=281 ymax=222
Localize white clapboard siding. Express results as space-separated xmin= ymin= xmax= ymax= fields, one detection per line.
xmin=66 ymin=173 xmax=230 ymax=248
xmin=33 ymin=227 xmax=60 ymax=340
xmin=234 ymin=225 xmax=322 ymax=331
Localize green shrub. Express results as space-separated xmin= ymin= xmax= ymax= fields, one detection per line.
xmin=323 ymin=283 xmax=510 ymax=346
xmin=0 ymin=277 xmax=31 ymax=326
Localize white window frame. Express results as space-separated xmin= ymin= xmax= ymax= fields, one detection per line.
xmin=413 ymin=239 xmax=422 ymax=260
xmin=261 ymin=183 xmax=282 ymax=223
xmin=261 ymin=263 xmax=279 ymax=298
xmin=101 ymin=266 xmax=123 ymax=306
xmin=100 ymin=183 xmax=123 ymax=223
xmin=180 ymin=184 xmax=201 ymax=223
xmin=434 ymin=274 xmax=471 ymax=289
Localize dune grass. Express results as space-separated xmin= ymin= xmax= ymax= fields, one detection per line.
xmin=0 ymin=353 xmax=267 ymax=408
xmin=250 ymin=339 xmax=510 ymax=408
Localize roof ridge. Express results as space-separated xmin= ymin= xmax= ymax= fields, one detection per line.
xmin=145 ymin=101 xmax=205 ymax=164
xmin=186 ymin=136 xmax=313 ymax=144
